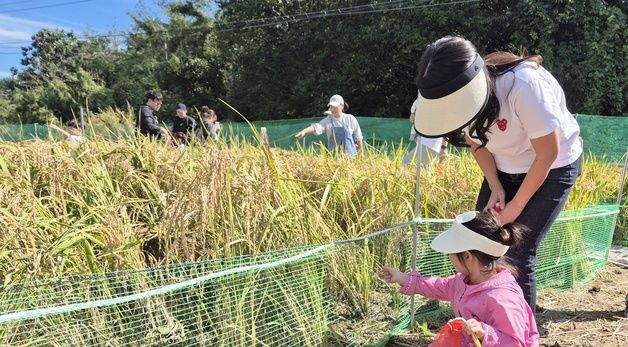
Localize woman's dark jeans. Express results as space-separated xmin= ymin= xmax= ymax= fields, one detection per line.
xmin=475 ymin=155 xmax=582 ymax=315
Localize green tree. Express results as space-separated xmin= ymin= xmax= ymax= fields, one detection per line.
xmin=11 ymin=29 xmax=113 ymax=122
xmin=509 ymin=0 xmax=626 ymax=115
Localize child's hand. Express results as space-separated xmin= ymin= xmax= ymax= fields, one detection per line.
xmin=463 ymin=318 xmax=485 ymax=340
xmin=380 ymin=266 xmax=408 ymax=285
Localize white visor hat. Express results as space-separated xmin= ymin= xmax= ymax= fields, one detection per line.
xmin=430 ymin=211 xmax=509 ymax=257
xmin=414 ymin=54 xmax=489 ymax=138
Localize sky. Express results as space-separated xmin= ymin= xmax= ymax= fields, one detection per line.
xmin=0 ymin=0 xmax=164 ymax=78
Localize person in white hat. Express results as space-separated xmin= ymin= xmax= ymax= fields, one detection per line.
xmin=381 ymin=210 xmax=539 ymax=346
xmin=412 ymin=36 xmax=583 ymax=315
xmin=295 ymin=94 xmax=363 ymax=158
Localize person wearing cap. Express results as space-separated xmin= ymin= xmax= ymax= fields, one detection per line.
xmin=381 ymin=210 xmax=539 ymax=346
xmin=171 ymin=103 xmax=197 ymax=146
xmin=295 ymin=95 xmax=363 ymax=158
xmin=137 ymin=90 xmax=170 ymax=141
xmin=412 ymin=36 xmax=582 ymax=314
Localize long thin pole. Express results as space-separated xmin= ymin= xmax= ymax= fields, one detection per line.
xmin=617 ymin=149 xmax=628 ymax=206
xmin=409 ymin=137 xmax=423 ymax=329
xmin=79 ymin=107 xmax=85 ymax=134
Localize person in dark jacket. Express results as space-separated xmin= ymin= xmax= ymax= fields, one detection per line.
xmin=171 ymin=103 xmax=197 ymax=145
xmin=136 ymin=90 xmax=169 ymax=141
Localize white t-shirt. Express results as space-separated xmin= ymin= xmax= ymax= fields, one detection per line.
xmin=70 ymin=134 xmax=85 ymax=144
xmin=410 ymin=97 xmax=443 ymax=153
xmin=312 ymin=113 xmax=363 ymax=142
xmin=467 ymin=63 xmax=582 ymax=174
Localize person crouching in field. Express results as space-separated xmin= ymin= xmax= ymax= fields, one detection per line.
xmin=295 ymin=94 xmax=363 ymax=159
xmin=171 ymin=103 xmax=197 ymax=146
xmin=197 ymin=106 xmax=220 ymax=141
xmin=381 ymin=210 xmax=539 ymax=346
xmin=49 ymin=119 xmax=85 ymax=145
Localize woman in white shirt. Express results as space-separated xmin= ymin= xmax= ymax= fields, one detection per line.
xmin=296 ymin=94 xmax=363 ymax=158
xmin=403 ymin=96 xmax=447 ymax=167
xmin=413 ymin=36 xmax=582 ymax=316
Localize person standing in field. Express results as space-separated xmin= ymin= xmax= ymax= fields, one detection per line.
xmin=171 ymin=103 xmax=197 ymax=146
xmin=403 ymin=96 xmax=448 ymax=168
xmin=136 ymin=90 xmax=170 ymax=142
xmin=413 ymin=35 xmax=583 ymax=315
xmin=295 ymin=94 xmax=363 ymax=158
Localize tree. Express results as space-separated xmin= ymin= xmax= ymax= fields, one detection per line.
xmin=11 ymin=29 xmax=113 ymax=123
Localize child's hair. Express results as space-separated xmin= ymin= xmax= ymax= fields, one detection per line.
xmin=66 ymin=119 xmax=80 ymax=130
xmin=457 ymin=210 xmax=527 ymax=276
xmin=201 ymin=106 xmax=216 ymax=118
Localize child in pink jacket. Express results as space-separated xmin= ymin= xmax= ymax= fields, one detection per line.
xmin=381 ymin=210 xmax=539 ymax=346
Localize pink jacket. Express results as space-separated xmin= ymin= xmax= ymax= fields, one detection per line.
xmin=400 ymin=268 xmax=539 ymax=346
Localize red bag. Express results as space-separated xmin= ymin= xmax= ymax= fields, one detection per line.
xmin=432 ymin=318 xmax=465 ymax=346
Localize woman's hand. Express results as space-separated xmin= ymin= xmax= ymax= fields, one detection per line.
xmin=484 ymin=183 xmax=506 ymax=214
xmin=497 ymin=199 xmax=525 ymax=225
xmin=463 ymin=318 xmax=485 ymax=340
xmin=380 ymin=266 xmax=408 ymax=285
xmin=295 ymin=130 xmax=307 ymax=139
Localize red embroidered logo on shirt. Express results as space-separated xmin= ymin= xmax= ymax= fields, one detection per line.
xmin=497 ymin=119 xmax=508 ymax=131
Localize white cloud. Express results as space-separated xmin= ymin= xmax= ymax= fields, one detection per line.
xmin=0 ymin=28 xmax=31 ymax=41
xmin=0 ymin=14 xmax=73 ymax=44
xmin=0 ymin=71 xmax=13 ymax=78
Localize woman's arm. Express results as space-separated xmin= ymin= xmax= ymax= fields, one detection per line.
xmin=499 ymin=130 xmax=559 ymax=224
xmin=355 ymin=139 xmax=363 ymax=151
xmin=295 ymin=125 xmax=315 ymax=138
xmin=465 ymin=134 xmax=506 ymax=212
xmin=48 ymin=124 xmax=71 ymax=138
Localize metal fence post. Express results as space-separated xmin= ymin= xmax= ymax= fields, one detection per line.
xmin=617 ymin=149 xmax=628 ymax=206
xmin=80 ymin=107 xmax=85 ymax=135
xmin=409 ymin=137 xmax=423 ymax=329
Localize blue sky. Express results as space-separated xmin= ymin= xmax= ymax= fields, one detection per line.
xmin=0 ymin=0 xmax=166 ymax=78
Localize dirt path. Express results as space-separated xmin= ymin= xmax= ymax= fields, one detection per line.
xmin=537 ymin=264 xmax=627 ymax=347
xmin=388 ymin=264 xmax=627 ymax=347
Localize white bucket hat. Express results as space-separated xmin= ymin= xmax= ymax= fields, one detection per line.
xmin=327 ymin=94 xmax=344 ymax=107
xmin=430 ymin=211 xmax=509 ymax=257
xmin=414 ymin=54 xmax=489 ymax=137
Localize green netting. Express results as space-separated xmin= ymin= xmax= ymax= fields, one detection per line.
xmin=2 ymin=114 xmax=625 ymax=160
xmin=0 ymin=204 xmax=619 ymax=346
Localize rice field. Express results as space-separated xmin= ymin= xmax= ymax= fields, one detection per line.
xmin=0 ymin=108 xmax=625 ymax=346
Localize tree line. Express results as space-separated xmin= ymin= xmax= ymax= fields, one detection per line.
xmin=0 ymin=0 xmax=625 ymax=124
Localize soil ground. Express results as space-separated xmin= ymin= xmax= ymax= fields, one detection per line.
xmin=387 ymin=263 xmax=628 ymax=347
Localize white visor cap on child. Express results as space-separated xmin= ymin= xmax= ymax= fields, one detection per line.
xmin=327 ymin=95 xmax=344 ymax=107
xmin=430 ymin=211 xmax=510 ymax=257
xmin=414 ymin=54 xmax=489 ymax=138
